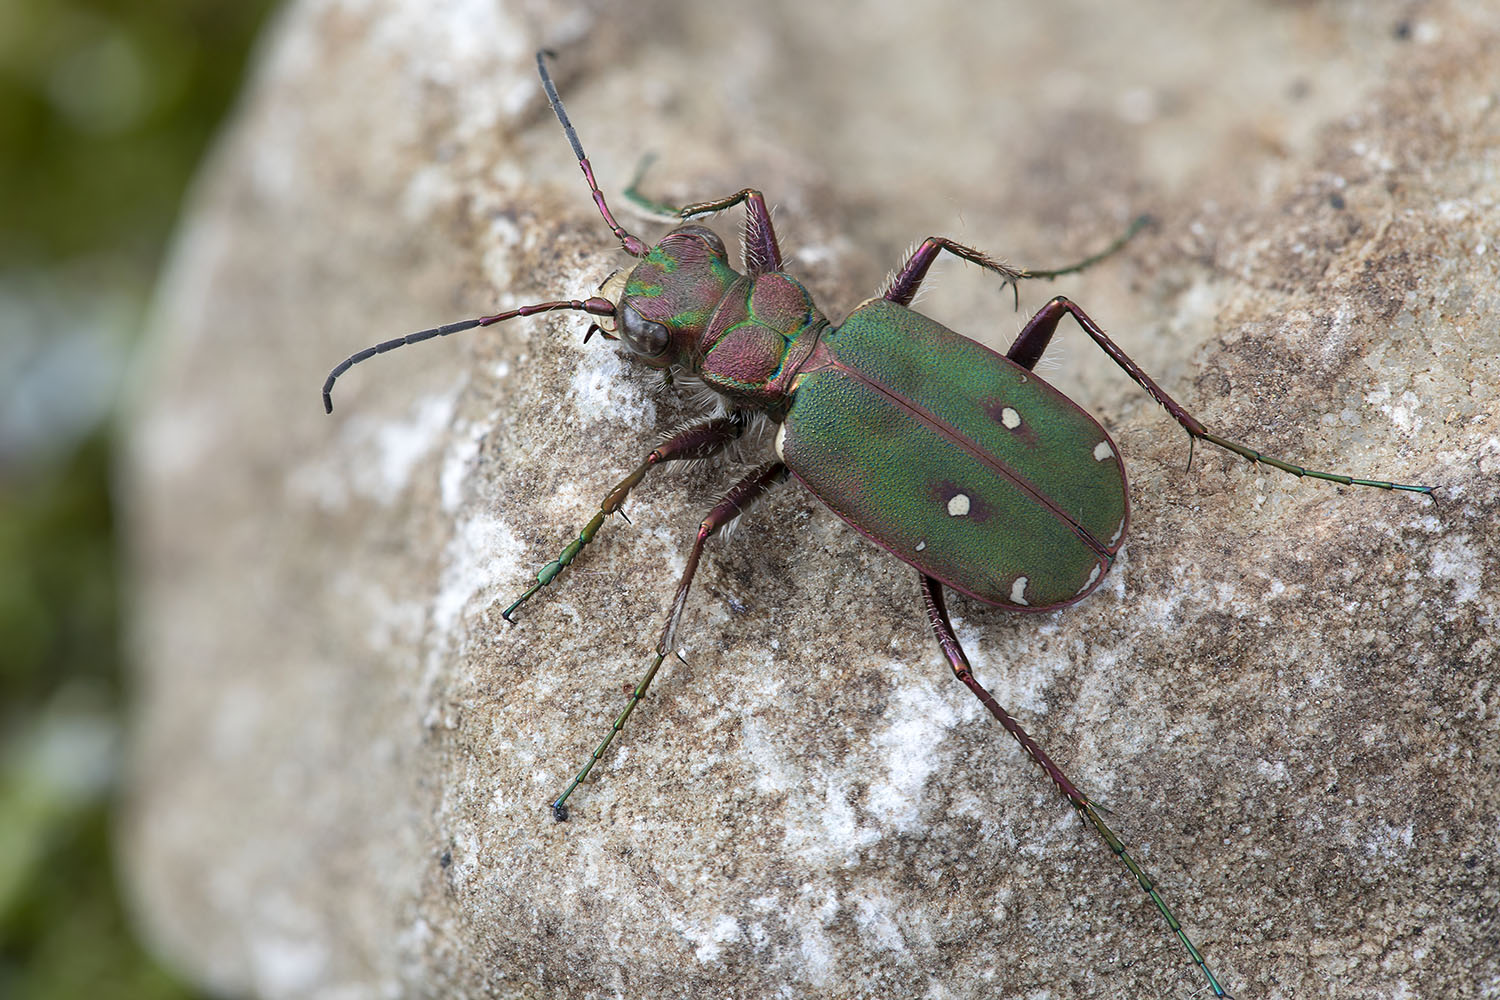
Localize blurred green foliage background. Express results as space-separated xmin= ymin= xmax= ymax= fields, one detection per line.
xmin=1 ymin=1 xmax=279 ymax=996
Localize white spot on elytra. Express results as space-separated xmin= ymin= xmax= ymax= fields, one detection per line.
xmin=1109 ymin=518 xmax=1126 ymax=546
xmin=947 ymin=493 xmax=971 ymax=517
xmin=1093 ymin=440 xmax=1113 ymax=461
xmin=1010 ymin=576 xmax=1029 ymax=605
xmin=774 ymin=420 xmax=788 ymax=460
xmin=1076 ymin=563 xmax=1102 ymax=596
xmin=915 ymin=540 xmax=926 ymax=551
xmin=1001 ymin=406 xmax=1021 ymax=429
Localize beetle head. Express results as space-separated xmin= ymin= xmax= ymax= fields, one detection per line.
xmin=593 ymin=224 xmax=740 ymax=370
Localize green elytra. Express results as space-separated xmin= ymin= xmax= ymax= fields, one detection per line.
xmin=322 ymin=51 xmax=1435 ymax=999
xmin=786 ymin=299 xmax=1128 ymax=609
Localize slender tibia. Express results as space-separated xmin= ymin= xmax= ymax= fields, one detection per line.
xmin=322 ymin=297 xmax=614 ymax=413
xmin=677 ymin=189 xmax=782 ymax=275
xmin=620 ymin=161 xmax=784 ymax=275
xmin=503 ymin=414 xmax=750 ymax=621
xmin=1007 ymin=297 xmax=1434 ymax=495
xmin=919 ymin=576 xmax=1230 ymax=998
xmin=884 ymin=237 xmax=1027 ymax=309
xmin=552 ymin=461 xmax=788 ymax=820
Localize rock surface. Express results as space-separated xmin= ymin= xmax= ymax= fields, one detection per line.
xmin=122 ymin=1 xmax=1498 ymax=997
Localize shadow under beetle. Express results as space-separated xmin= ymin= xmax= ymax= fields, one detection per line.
xmin=323 ymin=50 xmax=1434 ymax=999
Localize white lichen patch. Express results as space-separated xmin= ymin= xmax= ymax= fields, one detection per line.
xmin=431 ymin=513 xmax=523 ymax=639
xmin=1363 ymin=820 xmax=1416 ymax=859
xmin=813 ymin=782 xmax=864 ymax=852
xmin=790 ymin=885 xmax=840 ymax=987
xmin=868 ymin=677 xmax=960 ymax=831
xmin=570 ymin=344 xmax=657 ymax=431
xmin=370 ymin=391 xmax=459 ymax=500
xmin=367 ymin=0 xmax=529 ymax=134
xmin=946 ymin=493 xmax=971 ymax=517
xmin=853 ymin=893 xmax=909 ymax=955
xmin=245 ymin=891 xmax=330 ymax=996
xmin=680 ymin=913 xmax=743 ymax=963
xmin=1255 ymin=758 xmax=1288 ymax=782
xmin=960 ymin=617 xmax=1058 ymax=719
xmin=1365 ymin=384 xmax=1424 ymax=435
xmin=290 ymin=386 xmax=462 ymax=509
xmin=1429 ymin=534 xmax=1481 ymax=606
xmin=247 ymin=927 xmax=328 ymax=997
xmin=400 ymin=162 xmax=461 ymax=224
xmin=439 ymin=418 xmax=489 ymax=513
xmin=742 ymin=716 xmax=880 ymax=867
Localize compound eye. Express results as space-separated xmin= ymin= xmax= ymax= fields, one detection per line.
xmin=618 ymin=301 xmax=671 ymax=358
xmin=671 ymin=224 xmax=725 ymax=258
xmin=695 ymin=227 xmax=726 ymax=257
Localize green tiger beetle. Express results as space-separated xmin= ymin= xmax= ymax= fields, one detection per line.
xmin=323 ymin=50 xmax=1434 ymax=998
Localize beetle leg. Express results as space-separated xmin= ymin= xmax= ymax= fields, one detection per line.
xmin=674 ymin=189 xmax=783 ymax=275
xmin=502 ymin=414 xmax=751 ymax=622
xmin=919 ymin=575 xmax=1230 ymax=999
xmin=884 ymin=238 xmax=1027 ymax=308
xmin=626 ymin=168 xmax=782 ymax=275
xmin=552 ymin=461 xmax=789 ymax=820
xmin=1006 ymin=296 xmax=1434 ymax=494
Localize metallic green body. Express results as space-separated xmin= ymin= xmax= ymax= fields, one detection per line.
xmin=612 ymin=231 xmax=1129 ymax=611
xmin=780 ymin=298 xmax=1128 ymax=610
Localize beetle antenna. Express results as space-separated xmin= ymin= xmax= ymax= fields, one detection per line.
xmin=322 ymin=296 xmax=615 ymax=413
xmin=536 ymin=50 xmax=651 ymax=259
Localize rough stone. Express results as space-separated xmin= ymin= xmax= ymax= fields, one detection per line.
xmin=121 ymin=1 xmax=1499 ymax=997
